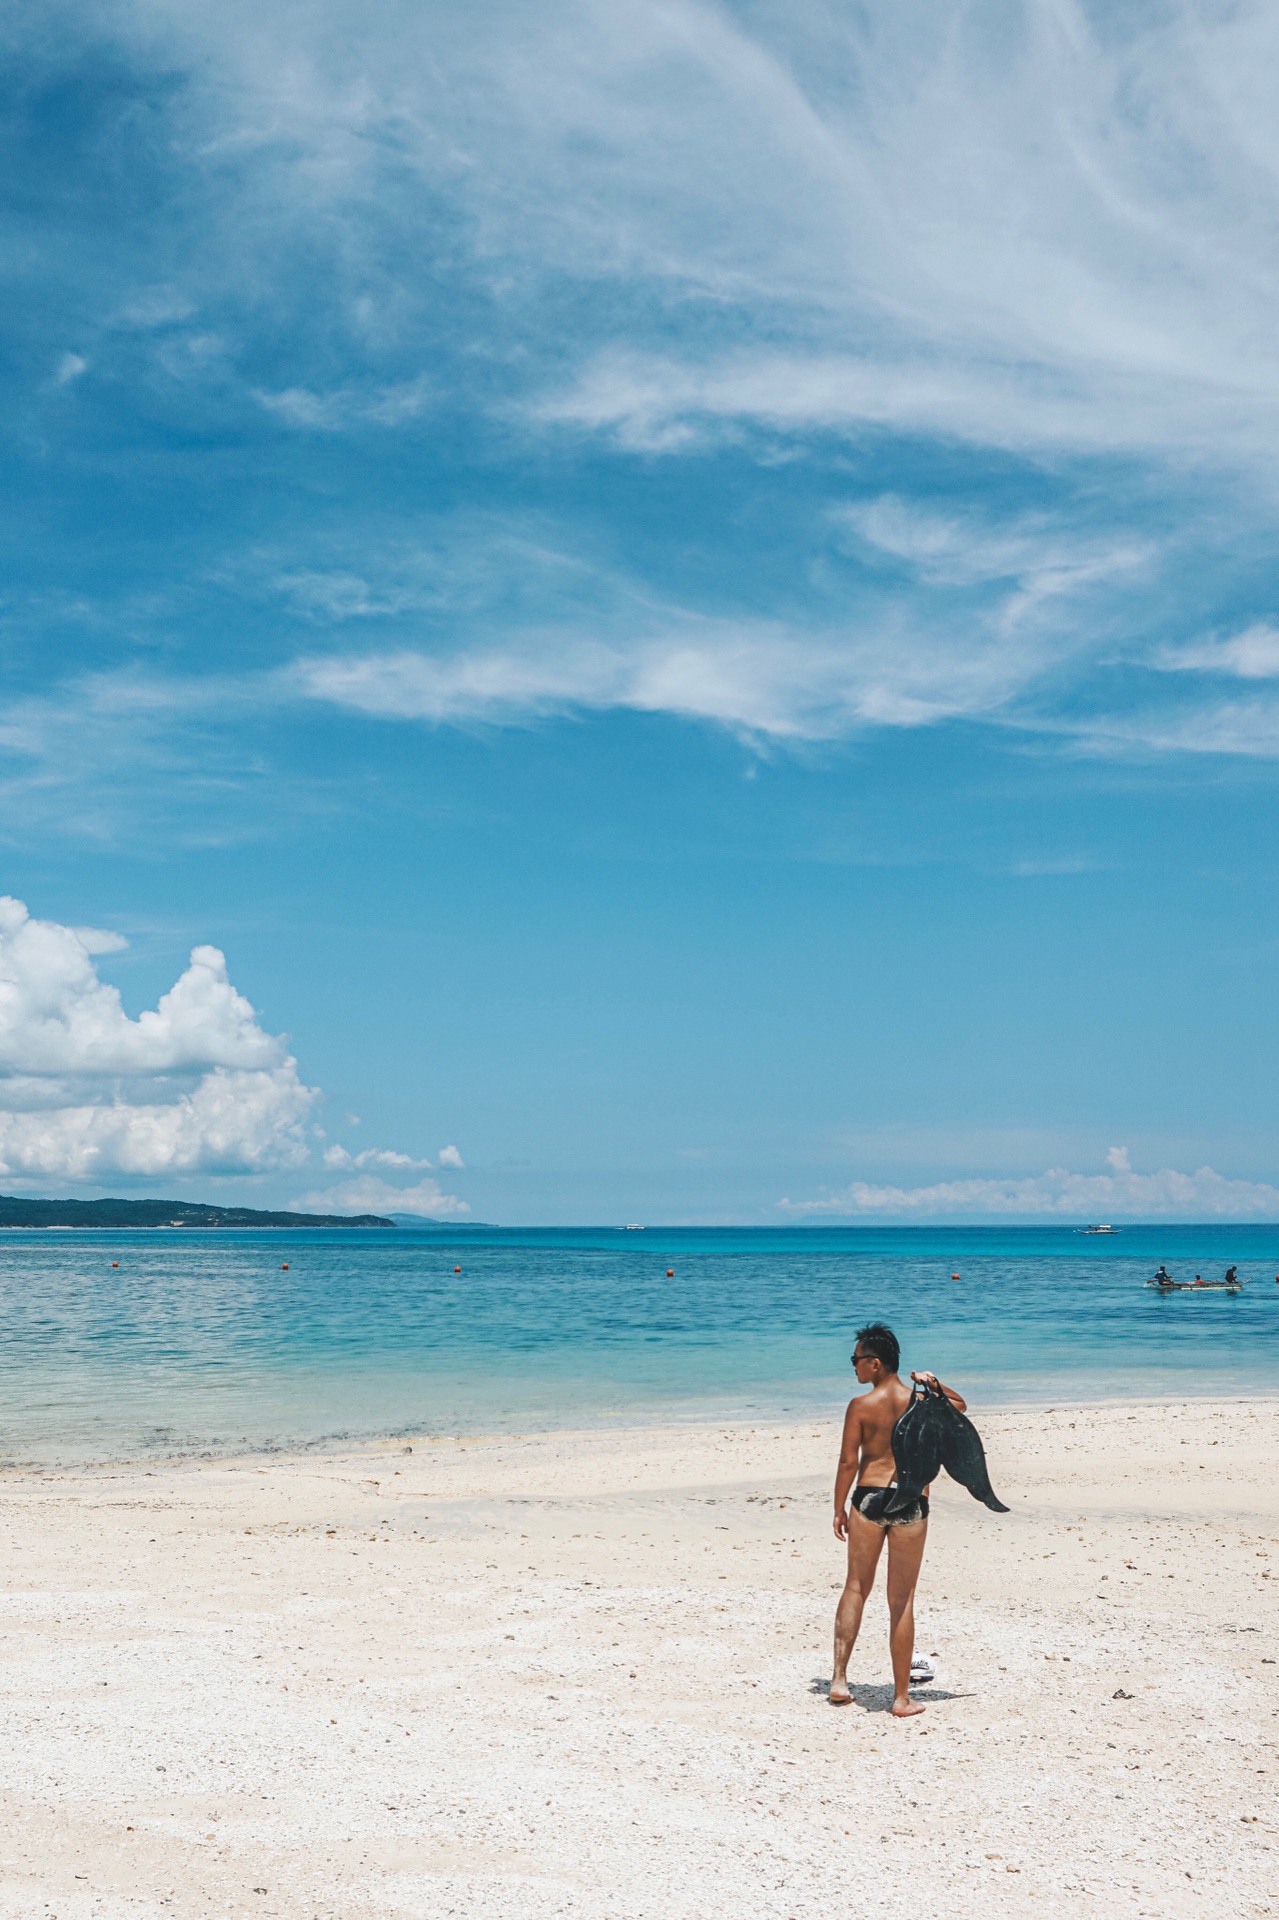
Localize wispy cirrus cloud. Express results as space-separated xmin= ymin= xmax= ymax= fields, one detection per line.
xmin=25 ymin=0 xmax=1279 ymax=474
xmin=265 ymin=492 xmax=1162 ymax=741
xmin=1156 ymin=624 xmax=1279 ymax=681
xmin=0 ymin=543 xmax=1256 ymax=838
xmin=504 ymin=3 xmax=1279 ymax=473
xmin=1059 ymin=695 xmax=1279 ymax=761
xmin=254 ymin=376 xmax=432 ymax=432
xmin=292 ymin=625 xmax=990 ymax=738
xmin=533 ymin=343 xmax=1279 ymax=471
xmin=10 ymin=0 xmax=1279 ymax=805
xmin=838 ymin=497 xmax=1149 ymax=601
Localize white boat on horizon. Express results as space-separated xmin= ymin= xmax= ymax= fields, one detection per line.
xmin=1078 ymin=1223 xmax=1119 ymax=1234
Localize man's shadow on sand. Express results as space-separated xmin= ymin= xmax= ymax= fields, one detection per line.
xmin=809 ymin=1679 xmax=970 ymax=1711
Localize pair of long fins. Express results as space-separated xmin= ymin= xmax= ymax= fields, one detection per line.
xmin=858 ymin=1380 xmax=1010 ymax=1522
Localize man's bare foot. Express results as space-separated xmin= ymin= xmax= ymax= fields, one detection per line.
xmin=890 ymin=1695 xmax=926 ymax=1717
xmin=828 ymin=1681 xmax=852 ymax=1706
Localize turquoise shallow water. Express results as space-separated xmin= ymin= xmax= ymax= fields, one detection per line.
xmin=0 ymin=1223 xmax=1275 ymax=1462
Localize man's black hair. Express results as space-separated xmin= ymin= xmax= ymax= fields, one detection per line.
xmin=855 ymin=1321 xmax=900 ymax=1373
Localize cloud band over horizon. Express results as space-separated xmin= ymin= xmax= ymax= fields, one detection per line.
xmin=779 ymin=1148 xmax=1279 ymax=1222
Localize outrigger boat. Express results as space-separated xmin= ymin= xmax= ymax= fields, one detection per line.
xmin=1146 ymin=1274 xmax=1243 ymax=1293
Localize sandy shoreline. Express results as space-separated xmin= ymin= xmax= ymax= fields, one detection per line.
xmin=0 ymin=1399 xmax=1275 ymax=1918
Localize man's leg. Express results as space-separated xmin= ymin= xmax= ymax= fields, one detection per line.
xmin=885 ymin=1519 xmax=929 ymax=1717
xmin=830 ymin=1513 xmax=885 ymax=1703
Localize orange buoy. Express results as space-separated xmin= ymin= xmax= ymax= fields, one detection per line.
xmin=951 ymin=1272 xmax=960 ymax=1281
xmin=454 ymin=1266 xmax=462 ymax=1274
xmin=282 ymin=1262 xmax=289 ymax=1270
xmin=111 ymin=1261 xmax=119 ymax=1269
xmin=666 ymin=1268 xmax=674 ymax=1277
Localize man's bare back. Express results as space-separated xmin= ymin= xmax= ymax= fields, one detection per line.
xmin=837 ymin=1373 xmax=915 ymax=1490
xmin=829 ymin=1321 xmax=966 ymax=1717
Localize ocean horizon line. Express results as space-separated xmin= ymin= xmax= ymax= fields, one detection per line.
xmin=3 ymin=1216 xmax=1278 ymax=1232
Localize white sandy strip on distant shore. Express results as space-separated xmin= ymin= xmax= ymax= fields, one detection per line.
xmin=0 ymin=1400 xmax=1274 ymax=1919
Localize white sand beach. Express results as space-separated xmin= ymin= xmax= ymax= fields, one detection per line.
xmin=0 ymin=1399 xmax=1276 ymax=1919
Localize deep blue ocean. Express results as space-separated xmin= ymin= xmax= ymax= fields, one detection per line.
xmin=0 ymin=1222 xmax=1274 ymax=1463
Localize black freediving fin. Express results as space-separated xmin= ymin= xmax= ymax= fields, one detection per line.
xmin=935 ymin=1398 xmax=1009 ymax=1512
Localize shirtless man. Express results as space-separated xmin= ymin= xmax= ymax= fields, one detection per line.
xmin=830 ymin=1321 xmax=967 ymax=1717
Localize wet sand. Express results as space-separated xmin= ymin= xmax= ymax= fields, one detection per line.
xmin=0 ymin=1398 xmax=1276 ymax=1918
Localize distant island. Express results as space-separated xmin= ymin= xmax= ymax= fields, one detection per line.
xmin=385 ymin=1215 xmax=496 ymax=1227
xmin=0 ymin=1196 xmax=394 ymax=1229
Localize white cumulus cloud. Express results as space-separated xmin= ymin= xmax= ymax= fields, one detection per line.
xmin=292 ymin=1174 xmax=470 ymax=1220
xmin=0 ymin=896 xmax=316 ymax=1178
xmin=322 ymin=1144 xmax=434 ymax=1172
xmin=779 ymin=1153 xmax=1279 ymax=1221
xmin=437 ymin=1144 xmax=465 ymax=1168
xmin=0 ymin=896 xmax=282 ymax=1078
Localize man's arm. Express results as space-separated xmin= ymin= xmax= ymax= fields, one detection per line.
xmin=833 ymin=1399 xmax=862 ymax=1540
xmin=911 ymin=1369 xmax=967 ymax=1413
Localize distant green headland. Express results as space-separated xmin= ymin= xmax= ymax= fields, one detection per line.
xmin=0 ymin=1196 xmax=394 ymax=1229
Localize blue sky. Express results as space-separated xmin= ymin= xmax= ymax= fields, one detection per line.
xmin=4 ymin=0 xmax=1279 ymax=1220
